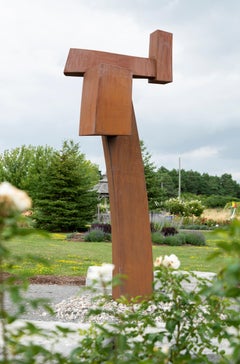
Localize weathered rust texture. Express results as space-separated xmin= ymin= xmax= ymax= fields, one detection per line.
xmin=102 ymin=106 xmax=153 ymax=299
xmin=149 ymin=30 xmax=172 ymax=84
xmin=80 ymin=63 xmax=133 ymax=136
xmin=64 ymin=29 xmax=173 ymax=299
xmin=64 ymin=48 xmax=156 ymax=79
xmin=64 ymin=30 xmax=172 ymax=84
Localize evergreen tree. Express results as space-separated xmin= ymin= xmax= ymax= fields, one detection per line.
xmin=219 ymin=173 xmax=240 ymax=197
xmin=33 ymin=140 xmax=99 ymax=232
xmin=183 ymin=170 xmax=202 ymax=194
xmin=140 ymin=141 xmax=164 ymax=210
xmin=157 ymin=167 xmax=177 ymax=199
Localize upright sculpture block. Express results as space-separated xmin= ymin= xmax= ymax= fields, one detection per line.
xmin=148 ymin=30 xmax=172 ymax=84
xmin=80 ymin=64 xmax=132 ymax=136
xmin=102 ymin=108 xmax=153 ymax=298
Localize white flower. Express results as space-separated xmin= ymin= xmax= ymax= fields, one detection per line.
xmin=161 ymin=344 xmax=170 ymax=354
xmin=154 ymin=254 xmax=180 ymax=269
xmin=162 ymin=254 xmax=180 ymax=269
xmin=0 ymin=182 xmax=32 ymax=213
xmin=154 ymin=256 xmax=163 ymax=267
xmin=131 ymin=334 xmax=144 ymax=343
xmin=153 ymin=343 xmax=169 ymax=354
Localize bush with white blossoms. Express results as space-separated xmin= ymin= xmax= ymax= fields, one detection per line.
xmin=164 ymin=197 xmax=204 ymax=218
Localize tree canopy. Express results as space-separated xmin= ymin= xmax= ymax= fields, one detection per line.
xmin=0 ymin=141 xmax=99 ymax=231
xmin=1 ymin=140 xmax=240 ymax=223
xmin=140 ymin=142 xmax=240 ymax=209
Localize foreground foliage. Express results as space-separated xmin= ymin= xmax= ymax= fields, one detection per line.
xmin=1 ymin=183 xmax=240 ymax=363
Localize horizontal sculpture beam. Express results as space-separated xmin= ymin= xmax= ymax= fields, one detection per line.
xmin=64 ymin=30 xmax=172 ymax=84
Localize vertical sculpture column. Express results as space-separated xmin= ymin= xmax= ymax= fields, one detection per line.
xmin=102 ymin=107 xmax=153 ymax=298
xmin=64 ymin=29 xmax=172 ymax=299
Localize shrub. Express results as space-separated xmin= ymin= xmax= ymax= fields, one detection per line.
xmin=84 ymin=229 xmax=111 ymax=242
xmin=164 ymin=198 xmax=186 ymax=215
xmin=152 ymin=231 xmax=205 ymax=246
xmin=181 ymin=224 xmax=211 ymax=230
xmin=91 ymin=223 xmax=111 ymax=234
xmin=176 ymin=232 xmax=186 ymax=244
xmin=164 ymin=198 xmax=204 ymax=218
xmin=151 ymin=232 xmax=165 ymax=244
xmin=204 ymin=194 xmax=236 ymax=208
xmin=163 ymin=235 xmax=183 ymax=246
xmin=184 ymin=231 xmax=206 ymax=246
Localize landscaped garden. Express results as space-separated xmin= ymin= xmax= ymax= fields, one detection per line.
xmin=3 ymin=228 xmax=228 ymax=279
xmin=1 ymin=148 xmax=240 ymax=362
xmin=1 ymin=182 xmax=240 ymax=363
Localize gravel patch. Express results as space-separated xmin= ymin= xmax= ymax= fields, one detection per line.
xmin=4 ymin=271 xmax=216 ymax=322
xmin=55 ymin=292 xmax=170 ymax=324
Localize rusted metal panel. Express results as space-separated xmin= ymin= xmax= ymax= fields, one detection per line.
xmin=102 ymin=107 xmax=153 ymax=299
xmin=64 ymin=30 xmax=172 ymax=84
xmin=149 ymin=30 xmax=173 ymax=84
xmin=80 ymin=64 xmax=132 ymax=136
xmin=64 ymin=48 xmax=155 ymax=79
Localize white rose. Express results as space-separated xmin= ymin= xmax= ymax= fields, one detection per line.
xmin=0 ymin=182 xmax=32 ymax=212
xmin=162 ymin=254 xmax=180 ymax=269
xmin=154 ymin=256 xmax=163 ymax=267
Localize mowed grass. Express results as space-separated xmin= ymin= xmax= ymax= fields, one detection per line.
xmin=3 ymin=230 xmax=227 ymax=277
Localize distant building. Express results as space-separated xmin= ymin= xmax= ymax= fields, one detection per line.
xmin=93 ymin=175 xmax=110 ymax=223
xmin=94 ymin=174 xmax=109 ymax=198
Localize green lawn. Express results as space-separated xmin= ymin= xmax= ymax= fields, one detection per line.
xmin=3 ymin=231 xmax=226 ymax=277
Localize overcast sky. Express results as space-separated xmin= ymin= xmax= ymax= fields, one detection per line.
xmin=1 ymin=0 xmax=240 ymax=181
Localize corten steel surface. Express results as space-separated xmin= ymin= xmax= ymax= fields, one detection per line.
xmin=79 ymin=64 xmax=133 ymax=136
xmin=64 ymin=29 xmax=172 ymax=299
xmin=102 ymin=108 xmax=153 ymax=298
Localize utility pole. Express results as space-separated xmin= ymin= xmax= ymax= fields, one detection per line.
xmin=178 ymin=156 xmax=181 ymax=199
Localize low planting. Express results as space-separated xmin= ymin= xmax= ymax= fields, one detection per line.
xmin=90 ymin=223 xmax=111 ymax=233
xmin=84 ymin=229 xmax=111 ymax=242
xmin=180 ymin=224 xmax=212 ymax=230
xmin=184 ymin=231 xmax=206 ymax=245
xmin=84 ymin=223 xmax=206 ymax=246
xmin=84 ymin=223 xmax=112 ymax=242
xmin=152 ymin=231 xmax=206 ymax=246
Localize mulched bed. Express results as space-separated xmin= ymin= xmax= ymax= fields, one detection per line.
xmin=29 ymin=275 xmax=86 ymax=286
xmin=1 ymin=272 xmax=86 ymax=286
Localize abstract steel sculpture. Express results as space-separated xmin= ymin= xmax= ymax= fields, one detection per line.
xmin=64 ymin=30 xmax=172 ymax=299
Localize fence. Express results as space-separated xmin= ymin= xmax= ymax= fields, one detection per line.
xmin=96 ymin=212 xmax=176 ymax=225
